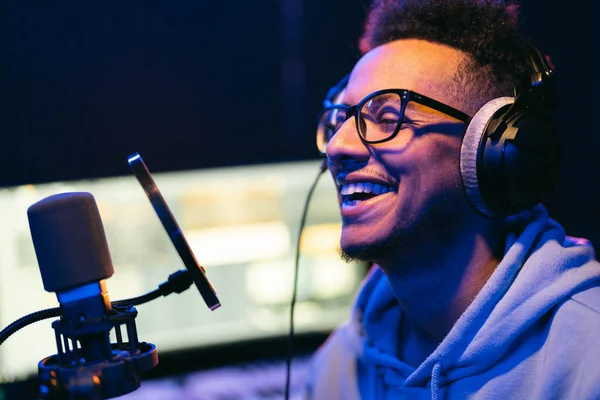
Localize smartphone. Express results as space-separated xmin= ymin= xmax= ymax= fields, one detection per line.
xmin=127 ymin=152 xmax=221 ymax=310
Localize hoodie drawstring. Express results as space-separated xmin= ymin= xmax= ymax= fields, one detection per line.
xmin=431 ymin=361 xmax=442 ymax=400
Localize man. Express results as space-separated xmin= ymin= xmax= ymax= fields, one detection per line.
xmin=305 ymin=0 xmax=600 ymax=399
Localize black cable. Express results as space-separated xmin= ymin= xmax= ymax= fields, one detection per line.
xmin=111 ymin=289 xmax=162 ymax=308
xmin=0 ymin=269 xmax=193 ymax=346
xmin=284 ymin=160 xmax=328 ymax=400
xmin=112 ymin=269 xmax=192 ymax=307
xmin=0 ymin=307 xmax=61 ymax=346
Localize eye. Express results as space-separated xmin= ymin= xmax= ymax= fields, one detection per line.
xmin=375 ymin=110 xmax=400 ymax=124
xmin=331 ymin=109 xmax=349 ymax=132
xmin=374 ymin=107 xmax=401 ymax=133
xmin=319 ymin=108 xmax=347 ymax=141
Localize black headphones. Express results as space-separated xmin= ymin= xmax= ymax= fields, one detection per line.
xmin=459 ymin=43 xmax=561 ymax=217
xmin=319 ymin=44 xmax=561 ymax=217
xmin=322 ymin=74 xmax=350 ymax=110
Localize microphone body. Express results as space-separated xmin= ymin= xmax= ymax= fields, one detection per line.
xmin=28 ymin=192 xmax=114 ymax=294
xmin=27 ymin=192 xmax=157 ymax=400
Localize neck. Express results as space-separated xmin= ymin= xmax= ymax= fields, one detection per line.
xmin=375 ymin=220 xmax=504 ymax=367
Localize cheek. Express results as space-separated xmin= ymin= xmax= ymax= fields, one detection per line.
xmin=418 ymin=144 xmax=465 ymax=208
xmin=381 ymin=135 xmax=464 ymax=206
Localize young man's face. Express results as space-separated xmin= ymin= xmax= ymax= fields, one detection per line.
xmin=326 ymin=39 xmax=476 ymax=264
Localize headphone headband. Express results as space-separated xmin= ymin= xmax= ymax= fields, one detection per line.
xmin=323 ymin=74 xmax=349 ymax=108
xmin=526 ymin=43 xmax=554 ymax=85
xmin=515 ymin=43 xmax=559 ymax=111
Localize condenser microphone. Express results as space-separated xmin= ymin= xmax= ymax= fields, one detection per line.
xmin=27 ymin=192 xmax=157 ymax=399
xmin=28 ymin=192 xmax=114 ymax=322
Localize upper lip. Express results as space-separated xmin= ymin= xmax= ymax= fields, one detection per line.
xmin=335 ymin=172 xmax=398 ymax=187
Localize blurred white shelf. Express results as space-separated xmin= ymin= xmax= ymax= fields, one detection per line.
xmin=0 ymin=160 xmax=364 ymax=380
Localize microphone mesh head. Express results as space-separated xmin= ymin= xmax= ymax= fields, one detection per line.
xmin=27 ymin=192 xmax=114 ymax=293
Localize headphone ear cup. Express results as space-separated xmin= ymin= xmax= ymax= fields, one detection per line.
xmin=480 ymin=109 xmax=561 ymax=216
xmin=460 ymin=97 xmax=514 ymax=217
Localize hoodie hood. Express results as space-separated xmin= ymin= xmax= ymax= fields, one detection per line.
xmin=347 ymin=205 xmax=600 ymax=397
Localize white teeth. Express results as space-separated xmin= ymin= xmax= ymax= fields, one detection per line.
xmin=340 ymin=182 xmax=394 ymax=196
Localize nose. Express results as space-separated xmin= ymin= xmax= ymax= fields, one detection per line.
xmin=325 ymin=119 xmax=370 ymax=166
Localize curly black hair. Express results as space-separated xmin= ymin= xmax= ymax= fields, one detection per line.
xmin=359 ymin=0 xmax=536 ymax=109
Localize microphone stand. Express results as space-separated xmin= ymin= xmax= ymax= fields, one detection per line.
xmin=3 ymin=154 xmax=221 ymax=400
xmin=0 ymin=269 xmax=193 ymax=400
xmin=39 ymin=303 xmax=156 ymax=400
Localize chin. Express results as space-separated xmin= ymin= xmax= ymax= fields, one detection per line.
xmin=339 ymin=195 xmax=465 ymax=263
xmin=338 ymin=227 xmax=396 ymax=263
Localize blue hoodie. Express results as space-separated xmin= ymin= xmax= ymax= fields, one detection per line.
xmin=305 ymin=206 xmax=600 ymax=399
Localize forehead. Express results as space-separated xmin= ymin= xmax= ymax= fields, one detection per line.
xmin=345 ymin=39 xmax=468 ymax=110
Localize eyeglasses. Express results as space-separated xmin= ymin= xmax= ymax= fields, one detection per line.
xmin=316 ymin=88 xmax=471 ymax=154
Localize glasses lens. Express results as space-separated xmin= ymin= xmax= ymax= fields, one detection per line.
xmin=316 ymin=106 xmax=347 ymax=153
xmin=358 ymin=92 xmax=403 ymax=142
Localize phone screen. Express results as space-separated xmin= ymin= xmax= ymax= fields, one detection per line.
xmin=127 ymin=152 xmax=221 ymax=310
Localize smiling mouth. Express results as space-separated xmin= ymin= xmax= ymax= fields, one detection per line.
xmin=340 ymin=182 xmax=396 ymax=207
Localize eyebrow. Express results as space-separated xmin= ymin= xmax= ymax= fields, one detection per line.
xmin=405 ymin=100 xmax=463 ymax=121
xmin=404 ymin=102 xmax=431 ymax=116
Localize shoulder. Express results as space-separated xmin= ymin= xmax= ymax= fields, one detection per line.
xmin=569 ymin=284 xmax=600 ymax=315
xmin=553 ymin=284 xmax=600 ymax=331
xmin=540 ymin=284 xmax=600 ymax=394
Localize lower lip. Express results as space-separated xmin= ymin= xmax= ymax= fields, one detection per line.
xmin=340 ymin=191 xmax=395 ymax=219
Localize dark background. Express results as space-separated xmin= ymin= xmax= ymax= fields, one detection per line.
xmin=1 ymin=1 xmax=598 ymax=245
